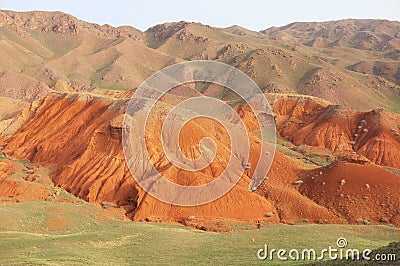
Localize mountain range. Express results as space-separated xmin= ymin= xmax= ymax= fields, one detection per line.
xmin=0 ymin=10 xmax=399 ymax=230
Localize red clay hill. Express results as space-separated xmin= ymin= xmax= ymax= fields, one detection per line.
xmin=1 ymin=92 xmax=399 ymax=228
xmin=2 ymin=93 xmax=280 ymax=227
xmin=268 ymin=94 xmax=400 ymax=169
xmin=300 ymin=160 xmax=400 ymax=226
xmin=0 ymin=11 xmax=399 ymax=230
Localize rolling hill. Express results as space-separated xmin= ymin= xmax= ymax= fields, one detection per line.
xmin=0 ymin=10 xmax=399 ymax=230
xmin=0 ymin=10 xmax=399 ymax=112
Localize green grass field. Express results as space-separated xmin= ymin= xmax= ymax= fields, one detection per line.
xmin=0 ymin=201 xmax=399 ymax=265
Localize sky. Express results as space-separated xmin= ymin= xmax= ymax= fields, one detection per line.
xmin=0 ymin=0 xmax=399 ymax=31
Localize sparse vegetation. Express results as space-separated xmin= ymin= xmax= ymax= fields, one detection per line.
xmin=380 ymin=217 xmax=389 ymax=223
xmin=275 ymin=136 xmax=334 ymax=167
xmin=98 ymin=85 xmax=131 ymax=91
xmin=356 ymin=219 xmax=371 ymax=225
xmin=0 ymin=201 xmax=399 ymax=265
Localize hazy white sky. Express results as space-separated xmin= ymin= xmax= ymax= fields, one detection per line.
xmin=1 ymin=0 xmax=399 ymax=31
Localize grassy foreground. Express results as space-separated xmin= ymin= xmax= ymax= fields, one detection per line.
xmin=0 ymin=201 xmax=399 ymax=265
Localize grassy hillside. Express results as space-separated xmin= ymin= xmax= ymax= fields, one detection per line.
xmin=1 ymin=11 xmax=399 ymax=112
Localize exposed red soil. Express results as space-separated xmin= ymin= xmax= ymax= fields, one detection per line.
xmin=293 ymin=107 xmax=400 ymax=168
xmin=266 ymin=93 xmax=330 ymax=138
xmin=0 ymin=159 xmax=53 ymax=202
xmin=3 ymin=93 xmax=278 ymax=226
xmin=2 ymin=92 xmax=399 ymax=230
xmin=299 ymin=160 xmax=400 ymax=226
xmin=258 ymin=151 xmax=345 ymax=224
xmin=0 ymin=11 xmax=399 ymax=231
xmin=270 ymin=94 xmax=400 ymax=169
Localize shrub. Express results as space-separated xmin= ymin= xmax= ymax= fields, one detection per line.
xmin=380 ymin=217 xmax=389 ymax=223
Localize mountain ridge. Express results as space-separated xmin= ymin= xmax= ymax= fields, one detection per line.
xmin=0 ymin=10 xmax=399 ymax=229
xmin=0 ymin=10 xmax=399 ymax=113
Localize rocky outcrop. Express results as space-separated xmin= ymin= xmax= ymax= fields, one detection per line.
xmin=0 ymin=10 xmax=143 ymax=39
xmin=261 ymin=19 xmax=400 ymax=52
xmin=0 ymin=71 xmax=51 ymax=102
xmin=3 ymin=92 xmax=278 ymax=224
xmin=270 ymin=94 xmax=400 ymax=169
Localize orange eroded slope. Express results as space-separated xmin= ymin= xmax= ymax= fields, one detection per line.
xmin=270 ymin=94 xmax=400 ymax=168
xmin=4 ymin=92 xmax=278 ymax=224
xmin=299 ymin=160 xmax=400 ymax=226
